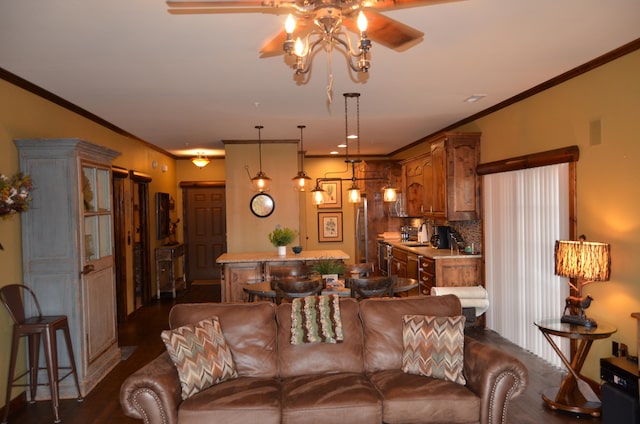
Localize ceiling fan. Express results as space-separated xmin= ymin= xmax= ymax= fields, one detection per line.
xmin=167 ymin=0 xmax=460 ymax=57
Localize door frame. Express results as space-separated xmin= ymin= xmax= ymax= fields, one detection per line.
xmin=112 ymin=166 xmax=128 ymax=325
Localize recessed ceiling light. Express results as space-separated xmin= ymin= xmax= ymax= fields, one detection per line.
xmin=465 ymin=94 xmax=487 ymax=103
xmin=330 ymin=151 xmax=340 ymax=155
xmin=337 ymin=143 xmax=347 ymax=148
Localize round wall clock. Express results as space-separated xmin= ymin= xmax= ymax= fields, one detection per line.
xmin=250 ymin=193 xmax=275 ymax=218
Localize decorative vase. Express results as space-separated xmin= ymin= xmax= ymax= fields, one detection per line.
xmin=278 ymin=245 xmax=287 ymax=257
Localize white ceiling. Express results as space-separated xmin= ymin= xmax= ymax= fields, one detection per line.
xmin=1 ymin=0 xmax=639 ymax=158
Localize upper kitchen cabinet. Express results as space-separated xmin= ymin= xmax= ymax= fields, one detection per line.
xmin=401 ymin=132 xmax=480 ymax=221
xmin=15 ymin=138 xmax=121 ymax=399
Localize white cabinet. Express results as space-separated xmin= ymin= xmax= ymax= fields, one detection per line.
xmin=15 ymin=138 xmax=120 ymax=398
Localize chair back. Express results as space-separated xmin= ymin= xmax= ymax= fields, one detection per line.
xmin=0 ymin=284 xmax=43 ymax=324
xmin=350 ymin=276 xmax=393 ymax=299
xmin=345 ymin=262 xmax=375 ymax=277
xmin=274 ymin=277 xmax=324 ymax=304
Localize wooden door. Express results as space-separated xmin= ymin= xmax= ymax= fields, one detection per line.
xmin=130 ymin=171 xmax=152 ymax=307
xmin=183 ymin=184 xmax=227 ymax=281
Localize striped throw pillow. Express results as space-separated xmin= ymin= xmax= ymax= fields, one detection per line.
xmin=401 ymin=314 xmax=466 ymax=385
xmin=161 ymin=317 xmax=238 ymax=399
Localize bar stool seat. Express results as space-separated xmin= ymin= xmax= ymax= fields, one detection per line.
xmin=0 ymin=284 xmax=83 ymax=423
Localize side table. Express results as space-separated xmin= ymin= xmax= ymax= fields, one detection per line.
xmin=535 ymin=319 xmax=617 ymax=417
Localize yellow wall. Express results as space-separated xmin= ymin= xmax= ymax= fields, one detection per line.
xmin=0 ymin=79 xmax=177 ymax=405
xmin=453 ymin=50 xmax=640 ymax=380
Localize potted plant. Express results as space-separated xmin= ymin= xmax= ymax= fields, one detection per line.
xmin=268 ymin=225 xmax=297 ymax=256
xmin=0 ymin=172 xmax=33 ymax=220
xmin=311 ymin=258 xmax=347 ymax=289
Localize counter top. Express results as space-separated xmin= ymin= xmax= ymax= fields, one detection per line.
xmin=383 ymin=240 xmax=482 ymax=259
xmin=216 ymin=249 xmax=349 ymax=264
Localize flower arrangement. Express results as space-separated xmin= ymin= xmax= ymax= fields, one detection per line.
xmin=268 ymin=225 xmax=297 ymax=247
xmin=0 ymin=172 xmax=33 ymax=219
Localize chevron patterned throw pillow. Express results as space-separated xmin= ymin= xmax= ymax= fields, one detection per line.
xmin=161 ymin=317 xmax=238 ymax=399
xmin=401 ymin=314 xmax=466 ymax=385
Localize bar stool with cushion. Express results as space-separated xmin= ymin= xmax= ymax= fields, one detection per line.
xmin=0 ymin=284 xmax=83 ymax=423
xmin=349 ymin=276 xmax=394 ymax=300
xmin=273 ymin=277 xmax=324 ymax=305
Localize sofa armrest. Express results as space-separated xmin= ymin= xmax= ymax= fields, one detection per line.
xmin=120 ymin=352 xmax=182 ymax=424
xmin=463 ymin=337 xmax=528 ymax=424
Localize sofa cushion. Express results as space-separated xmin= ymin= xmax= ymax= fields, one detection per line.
xmin=277 ymin=298 xmax=364 ymax=378
xmin=359 ymin=295 xmax=462 ymax=373
xmin=281 ymin=372 xmax=382 ymax=424
xmin=368 ymin=369 xmax=480 ymax=424
xmin=169 ymin=302 xmax=278 ymax=378
xmin=161 ymin=317 xmax=238 ymax=400
xmin=402 ymin=314 xmax=466 ymax=385
xmin=178 ymin=376 xmax=281 ymax=424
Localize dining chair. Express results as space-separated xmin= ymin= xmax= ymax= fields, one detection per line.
xmin=273 ymin=277 xmax=324 ymax=305
xmin=349 ymin=276 xmax=394 ymax=300
xmin=0 ymin=284 xmax=83 ymax=424
xmin=344 ymin=262 xmax=375 ymax=278
xmin=267 ymin=263 xmax=308 ymax=288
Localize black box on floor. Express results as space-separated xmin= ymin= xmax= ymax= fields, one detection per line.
xmin=602 ymin=382 xmax=640 ymax=424
xmin=601 ymin=356 xmax=639 ymax=397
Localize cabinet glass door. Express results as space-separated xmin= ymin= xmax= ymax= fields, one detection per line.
xmin=82 ymin=165 xmax=112 ymax=262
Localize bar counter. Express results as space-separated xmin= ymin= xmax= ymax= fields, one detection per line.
xmin=216 ymin=249 xmax=349 ymax=302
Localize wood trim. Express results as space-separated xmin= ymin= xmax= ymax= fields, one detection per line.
xmin=112 ymin=166 xmax=129 ymax=178
xmin=0 ymin=67 xmax=178 ymax=159
xmin=179 ymin=181 xmax=226 ymax=188
xmin=391 ymin=38 xmax=640 ymax=157
xmin=129 ymin=170 xmax=152 ymax=183
xmin=476 ymin=146 xmax=579 ymax=176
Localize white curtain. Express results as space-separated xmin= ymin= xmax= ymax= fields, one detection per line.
xmin=483 ymin=163 xmax=569 ymax=368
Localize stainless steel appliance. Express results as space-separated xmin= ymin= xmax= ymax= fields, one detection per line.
xmin=377 ymin=241 xmax=391 ymax=276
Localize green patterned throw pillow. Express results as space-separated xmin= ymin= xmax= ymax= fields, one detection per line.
xmin=161 ymin=317 xmax=238 ymax=399
xmin=402 ymin=314 xmax=466 ymax=385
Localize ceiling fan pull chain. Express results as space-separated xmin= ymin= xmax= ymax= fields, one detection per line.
xmin=326 ymin=43 xmax=334 ymax=103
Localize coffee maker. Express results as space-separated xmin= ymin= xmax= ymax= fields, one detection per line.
xmin=430 ymin=225 xmax=451 ymax=249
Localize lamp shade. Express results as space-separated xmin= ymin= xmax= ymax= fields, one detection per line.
xmin=554 ymin=240 xmax=611 ymax=282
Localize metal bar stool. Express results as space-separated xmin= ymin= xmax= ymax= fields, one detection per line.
xmin=0 ymin=284 xmax=83 ymax=423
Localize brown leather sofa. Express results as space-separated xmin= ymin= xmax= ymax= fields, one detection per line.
xmin=120 ymin=295 xmax=528 ymax=424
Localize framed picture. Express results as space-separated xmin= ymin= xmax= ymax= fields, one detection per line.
xmin=318 ymin=180 xmax=342 ymax=209
xmin=318 ymin=212 xmax=343 ymax=242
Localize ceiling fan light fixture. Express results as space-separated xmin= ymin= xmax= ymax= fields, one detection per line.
xmin=283 ymin=8 xmax=371 ymax=79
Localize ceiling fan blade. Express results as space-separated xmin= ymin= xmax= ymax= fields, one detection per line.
xmin=363 ymin=0 xmax=464 ymax=12
xmin=344 ymin=11 xmax=424 ymax=51
xmin=259 ymin=17 xmax=314 ymax=58
xmin=167 ymin=0 xmax=296 ymax=13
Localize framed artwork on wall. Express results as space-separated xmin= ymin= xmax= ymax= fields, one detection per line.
xmin=318 ymin=211 xmax=343 ymax=242
xmin=317 ymin=180 xmax=342 ymax=209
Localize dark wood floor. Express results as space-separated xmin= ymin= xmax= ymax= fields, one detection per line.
xmin=4 ymin=283 xmax=601 ymax=424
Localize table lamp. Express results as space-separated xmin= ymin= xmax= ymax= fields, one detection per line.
xmin=554 ymin=236 xmax=611 ymax=328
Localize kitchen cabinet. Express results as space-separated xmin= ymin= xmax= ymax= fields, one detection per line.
xmin=419 ymin=256 xmax=436 ymax=294
xmin=390 ymin=247 xmax=408 ymax=278
xmin=155 ymin=243 xmax=185 ymax=298
xmin=420 ymin=255 xmax=482 ymax=290
xmin=401 ymin=132 xmax=480 ymax=221
xmin=15 ymin=138 xmax=121 ymax=398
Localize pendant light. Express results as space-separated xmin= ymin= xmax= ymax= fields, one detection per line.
xmin=292 ymin=125 xmax=312 ymax=191
xmin=251 ymin=125 xmax=271 ymax=192
xmin=345 ymin=93 xmax=362 ymax=203
xmin=191 ymin=152 xmax=210 ymax=168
